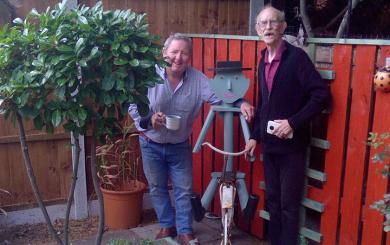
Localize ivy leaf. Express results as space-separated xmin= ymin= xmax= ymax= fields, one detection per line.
xmin=52 ymin=110 xmax=62 ymax=127
xmin=59 ymin=54 xmax=74 ymax=61
xmin=89 ymin=46 xmax=99 ymax=59
xmin=67 ymin=109 xmax=78 ymax=122
xmin=18 ymin=91 xmax=30 ymax=106
xmin=56 ymin=45 xmax=74 ymax=53
xmin=79 ymin=59 xmax=88 ymax=67
xmin=127 ymin=71 xmax=135 ymax=89
xmin=140 ymin=59 xmax=154 ymax=68
xmin=30 ymin=70 xmax=41 ymax=77
xmin=33 ymin=115 xmax=44 ymax=130
xmin=120 ymin=45 xmax=130 ymax=54
xmin=32 ymin=59 xmax=43 ymax=67
xmin=112 ymin=42 xmax=120 ymax=51
xmin=75 ymin=38 xmax=85 ymax=54
xmin=115 ymin=67 xmax=127 ymax=79
xmin=78 ymin=107 xmax=87 ymax=121
xmin=35 ymin=98 xmax=44 ymax=110
xmin=102 ymin=75 xmax=115 ymax=91
xmin=13 ymin=18 xmax=23 ymax=25
xmin=129 ymin=59 xmax=139 ymax=67
xmin=55 ymin=86 xmax=66 ymax=99
xmin=78 ymin=15 xmax=88 ymax=25
xmin=102 ymin=93 xmax=113 ymax=105
xmin=114 ymin=58 xmax=128 ymax=65
xmin=116 ymin=79 xmax=124 ymax=90
xmin=137 ymin=46 xmax=148 ymax=53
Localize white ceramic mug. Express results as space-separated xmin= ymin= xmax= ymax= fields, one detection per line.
xmin=165 ymin=115 xmax=181 ymax=130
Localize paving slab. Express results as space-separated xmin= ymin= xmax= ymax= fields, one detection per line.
xmin=72 ymin=217 xmax=268 ymax=245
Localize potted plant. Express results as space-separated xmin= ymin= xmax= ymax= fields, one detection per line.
xmin=96 ymin=120 xmax=146 ymax=229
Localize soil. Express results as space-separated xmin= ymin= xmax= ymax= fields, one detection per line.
xmin=0 ymin=210 xmax=157 ymax=245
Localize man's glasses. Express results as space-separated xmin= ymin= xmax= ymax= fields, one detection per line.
xmin=256 ymin=19 xmax=281 ymax=28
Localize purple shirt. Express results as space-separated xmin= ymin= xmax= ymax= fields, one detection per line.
xmin=264 ymin=40 xmax=286 ymax=92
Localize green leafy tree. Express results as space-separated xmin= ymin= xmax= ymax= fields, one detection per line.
xmin=0 ymin=2 xmax=165 ymax=244
xmin=367 ymin=132 xmax=390 ymax=232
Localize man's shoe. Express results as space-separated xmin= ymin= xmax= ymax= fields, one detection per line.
xmin=177 ymin=233 xmax=200 ymax=245
xmin=155 ymin=227 xmax=177 ymax=240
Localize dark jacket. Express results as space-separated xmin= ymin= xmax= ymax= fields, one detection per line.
xmin=250 ymin=42 xmax=330 ymax=154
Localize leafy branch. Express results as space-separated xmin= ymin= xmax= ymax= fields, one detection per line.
xmin=368 ymin=132 xmax=390 ymax=232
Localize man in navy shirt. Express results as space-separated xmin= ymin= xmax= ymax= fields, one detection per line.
xmin=245 ymin=5 xmax=330 ymax=245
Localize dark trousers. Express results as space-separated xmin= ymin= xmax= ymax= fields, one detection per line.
xmin=263 ymin=150 xmax=306 ymax=245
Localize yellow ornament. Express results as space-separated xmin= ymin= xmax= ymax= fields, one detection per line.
xmin=374 ymin=66 xmax=390 ymax=92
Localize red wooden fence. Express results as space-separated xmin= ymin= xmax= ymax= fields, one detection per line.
xmin=189 ymin=35 xmax=390 ymax=245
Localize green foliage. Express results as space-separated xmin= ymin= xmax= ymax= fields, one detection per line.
xmin=0 ymin=1 xmax=165 ymax=138
xmin=368 ymin=132 xmax=390 ymax=232
xmin=367 ymin=132 xmax=390 ymax=177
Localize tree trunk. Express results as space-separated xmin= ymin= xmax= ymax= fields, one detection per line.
xmin=63 ymin=135 xmax=81 ymax=245
xmin=90 ymin=123 xmax=105 ymax=245
xmin=300 ymin=0 xmax=313 ymax=38
xmin=336 ymin=0 xmax=361 ymax=38
xmin=16 ymin=112 xmax=63 ymax=245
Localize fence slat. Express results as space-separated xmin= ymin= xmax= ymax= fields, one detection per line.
xmin=339 ymin=45 xmax=377 ymax=245
xmin=249 ymin=41 xmax=267 ymax=239
xmin=362 ymin=46 xmax=390 ymax=245
xmin=191 ymin=38 xmax=203 ymax=194
xmin=213 ymin=39 xmax=229 ymax=215
xmin=236 ymin=40 xmax=257 ymax=230
xmin=202 ymin=38 xmax=216 ymax=195
xmin=320 ymin=45 xmax=353 ymax=245
xmin=228 ymin=39 xmax=242 ymax=173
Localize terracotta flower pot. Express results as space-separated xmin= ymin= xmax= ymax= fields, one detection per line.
xmin=101 ymin=180 xmax=147 ymax=229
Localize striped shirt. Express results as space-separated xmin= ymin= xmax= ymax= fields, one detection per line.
xmin=128 ymin=65 xmax=221 ymax=144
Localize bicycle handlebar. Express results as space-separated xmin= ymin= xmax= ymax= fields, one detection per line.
xmin=201 ymin=142 xmax=248 ymax=156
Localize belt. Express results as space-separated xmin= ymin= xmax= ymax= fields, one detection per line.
xmin=139 ymin=132 xmax=156 ymax=143
xmin=139 ymin=132 xmax=188 ymax=145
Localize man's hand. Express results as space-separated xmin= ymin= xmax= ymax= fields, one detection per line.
xmin=151 ymin=112 xmax=165 ymax=129
xmin=273 ymin=119 xmax=293 ymax=139
xmin=240 ymin=102 xmax=255 ymax=122
xmin=244 ymin=139 xmax=257 ymax=160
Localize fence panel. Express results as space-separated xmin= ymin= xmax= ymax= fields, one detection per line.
xmin=77 ymin=0 xmax=250 ymax=40
xmin=189 ymin=35 xmax=390 ymax=244
xmin=339 ymin=45 xmax=377 ymax=245
xmin=0 ymin=117 xmax=72 ymax=208
xmin=361 ymin=45 xmax=390 ymax=245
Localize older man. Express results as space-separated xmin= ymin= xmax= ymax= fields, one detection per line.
xmin=244 ymin=6 xmax=330 ymax=245
xmin=129 ymin=33 xmax=254 ymax=245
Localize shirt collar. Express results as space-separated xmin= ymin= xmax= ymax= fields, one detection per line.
xmin=264 ymin=40 xmax=286 ymax=64
xmin=158 ymin=66 xmax=189 ymax=81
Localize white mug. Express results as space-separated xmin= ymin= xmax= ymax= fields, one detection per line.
xmin=165 ymin=115 xmax=181 ymax=130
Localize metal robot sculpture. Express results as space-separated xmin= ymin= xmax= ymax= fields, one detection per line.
xmin=191 ymin=61 xmax=259 ymax=225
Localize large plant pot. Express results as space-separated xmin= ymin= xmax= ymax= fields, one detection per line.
xmin=101 ymin=180 xmax=147 ymax=229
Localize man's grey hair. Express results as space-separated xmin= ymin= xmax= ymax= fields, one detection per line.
xmin=163 ymin=33 xmax=192 ymax=55
xmin=256 ymin=4 xmax=286 ymax=23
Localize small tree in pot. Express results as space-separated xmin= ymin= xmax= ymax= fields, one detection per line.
xmin=0 ymin=1 xmax=164 ymax=244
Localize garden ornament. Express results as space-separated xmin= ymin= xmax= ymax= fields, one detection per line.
xmin=191 ymin=61 xmax=258 ymax=225
xmin=374 ymin=66 xmax=390 ymax=93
